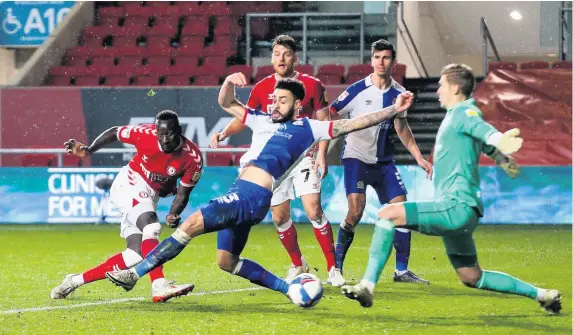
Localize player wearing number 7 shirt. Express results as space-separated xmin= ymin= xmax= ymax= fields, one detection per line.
xmin=51 ymin=110 xmax=201 ymax=302
xmin=211 ymin=35 xmax=343 ymax=286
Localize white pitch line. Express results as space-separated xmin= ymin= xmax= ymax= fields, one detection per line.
xmin=1 ymin=287 xmax=263 ymax=315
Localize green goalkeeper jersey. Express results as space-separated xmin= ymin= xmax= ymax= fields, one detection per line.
xmin=433 ymin=98 xmax=498 ymax=216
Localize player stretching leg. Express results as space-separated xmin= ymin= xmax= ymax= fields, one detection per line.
xmin=330 ymin=39 xmax=431 ymax=284
xmin=342 ymin=64 xmax=562 ymax=314
xmin=51 ymin=111 xmax=201 ymax=302
xmin=210 ymin=35 xmax=342 ymax=286
xmin=106 ymin=74 xmax=413 ymax=304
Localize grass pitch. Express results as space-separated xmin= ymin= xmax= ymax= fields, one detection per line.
xmin=0 ymin=224 xmax=570 ymax=334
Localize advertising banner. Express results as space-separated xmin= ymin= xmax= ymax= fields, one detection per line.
xmin=0 ymin=166 xmax=570 ymax=225
xmin=0 ymin=1 xmax=75 ymax=47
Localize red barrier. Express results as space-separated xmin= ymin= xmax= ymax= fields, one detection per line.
xmin=475 ymin=69 xmax=572 ymax=166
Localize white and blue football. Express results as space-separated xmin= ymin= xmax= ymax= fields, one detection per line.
xmin=287 ymin=273 xmax=323 ymax=308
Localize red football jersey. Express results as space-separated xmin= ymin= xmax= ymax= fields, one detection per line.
xmin=247 ymin=72 xmax=329 ymax=119
xmin=117 ymin=124 xmax=203 ymax=197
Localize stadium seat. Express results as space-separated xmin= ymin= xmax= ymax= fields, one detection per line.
xmin=317 ymin=64 xmax=345 ymax=77
xmin=124 ymin=6 xmax=155 ymax=21
xmin=392 ymin=62 xmax=407 ymax=84
xmin=63 ymin=52 xmax=89 ymax=67
xmin=135 ymin=64 xmax=170 ymax=76
xmin=167 ymin=64 xmax=199 ymax=75
xmin=181 ymin=22 xmax=209 ymax=37
xmin=179 ymin=35 xmax=206 ymax=49
xmin=146 ymin=54 xmax=172 ymax=66
xmin=146 ymin=1 xmax=172 ymax=8
xmin=81 ymin=26 xmax=112 ymax=47
xmin=297 ymin=64 xmax=314 ymax=76
xmin=214 ymin=18 xmax=241 ymax=37
xmin=123 ymin=16 xmax=150 ymax=29
xmin=207 ymin=145 xmax=234 ymax=166
xmin=348 ymin=64 xmax=371 ymax=76
xmin=255 ymin=65 xmax=274 ymax=82
xmin=176 ymin=44 xmax=204 ymax=57
xmin=552 ymin=60 xmax=572 ymax=69
xmin=50 ymin=66 xmax=92 ymax=77
xmin=196 ymin=64 xmax=226 ymax=77
xmin=146 ymin=24 xmax=178 ymax=47
xmin=520 ymin=61 xmax=549 ymax=70
xmin=50 ymin=76 xmax=72 ymax=86
xmin=75 ymin=75 xmax=101 ymax=86
xmin=62 ymin=155 xmax=84 ymax=167
xmin=102 ymin=76 xmax=132 ymax=86
xmin=164 ymin=75 xmax=191 ymax=85
xmin=227 ymin=65 xmax=254 ymax=83
xmin=203 ymin=44 xmax=234 ymax=58
xmin=133 ymin=75 xmax=160 ymax=86
xmin=154 ymin=8 xmax=181 ymax=27
xmin=202 ymin=2 xmax=232 ymax=16
xmin=202 ymin=56 xmax=227 ymax=67
xmin=112 ymin=26 xmax=147 ymax=47
xmin=193 ymin=75 xmax=220 ymax=86
xmin=176 ymin=2 xmax=207 ymax=16
xmin=173 ymin=55 xmax=200 ymax=67
xmin=96 ymin=7 xmax=124 ymax=28
xmin=317 ymin=73 xmax=343 ymax=85
xmin=346 ymin=73 xmax=366 ymax=84
xmin=488 ymin=62 xmax=518 ymax=71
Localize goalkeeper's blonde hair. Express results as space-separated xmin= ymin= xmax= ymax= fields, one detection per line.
xmin=441 ymin=64 xmax=476 ymax=98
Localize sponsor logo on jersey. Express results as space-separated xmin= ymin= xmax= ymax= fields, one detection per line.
xmin=142 ymin=154 xmax=148 ymax=162
xmin=357 ymin=181 xmax=365 ymax=189
xmin=192 ymin=171 xmax=201 ymax=182
xmin=278 ymin=124 xmax=287 ymax=131
xmin=139 ymin=191 xmax=150 ymax=198
xmin=365 ymin=100 xmax=372 ymax=105
xmin=465 ymin=109 xmax=479 ymax=117
xmin=167 ymin=166 xmax=176 ymax=176
xmin=337 ymin=91 xmax=349 ymax=101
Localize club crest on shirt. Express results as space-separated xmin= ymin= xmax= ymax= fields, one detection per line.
xmin=465 ymin=109 xmax=479 ymax=117
xmin=337 ymin=91 xmax=349 ymax=102
xmin=278 ymin=123 xmax=287 ymax=131
xmin=293 ymin=120 xmax=303 ymax=126
xmin=167 ymin=166 xmax=176 ymax=176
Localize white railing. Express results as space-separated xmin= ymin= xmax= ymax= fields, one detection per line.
xmin=0 ymin=148 xmax=249 ymax=167
xmin=245 ymin=12 xmax=365 ymax=65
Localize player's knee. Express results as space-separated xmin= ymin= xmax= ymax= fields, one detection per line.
xmin=305 ymin=207 xmax=323 ymax=222
xmin=142 ymin=222 xmax=161 ymax=240
xmin=272 ymin=211 xmax=291 ymax=227
xmin=457 ymin=269 xmax=482 ymax=288
xmin=310 ymin=213 xmax=329 ymax=229
xmin=135 ymin=211 xmax=159 ymax=231
xmin=216 ymin=250 xmax=239 ymax=273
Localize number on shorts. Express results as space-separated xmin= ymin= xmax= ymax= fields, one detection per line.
xmin=301 ymin=168 xmax=310 ymax=182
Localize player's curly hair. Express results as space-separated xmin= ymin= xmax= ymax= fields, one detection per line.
xmin=441 ymin=64 xmax=476 ymax=97
xmin=275 ymin=78 xmax=306 ymax=101
xmin=371 ymin=39 xmax=396 ymax=59
xmin=156 ymin=110 xmax=180 ymax=126
xmin=272 ymin=35 xmax=297 ymax=53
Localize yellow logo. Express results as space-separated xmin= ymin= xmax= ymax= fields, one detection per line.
xmin=465 ymin=109 xmax=479 ymax=117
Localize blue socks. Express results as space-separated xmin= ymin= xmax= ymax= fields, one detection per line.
xmin=134 ymin=229 xmax=191 ymax=277
xmin=394 ymin=228 xmax=411 ymax=272
xmin=235 ymin=258 xmax=289 ymax=294
xmin=335 ymin=221 xmax=355 ymax=271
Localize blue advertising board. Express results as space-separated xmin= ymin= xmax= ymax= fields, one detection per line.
xmin=0 ymin=166 xmax=570 ymax=225
xmin=0 ymin=1 xmax=75 ymax=47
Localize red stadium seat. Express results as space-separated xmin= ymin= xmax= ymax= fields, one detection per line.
xmin=96 ymin=7 xmax=124 ymax=28
xmin=146 ymin=24 xmax=178 ymax=47
xmin=176 ymin=45 xmax=204 ymax=57
xmin=81 ymin=26 xmax=113 ymax=47
xmin=91 ymin=55 xmax=115 ymax=66
xmin=488 ymin=62 xmax=517 ymax=71
xmin=347 ymin=64 xmax=371 ymax=75
xmin=193 ymin=75 xmax=220 ymax=86
xmin=196 ymin=64 xmax=226 ymax=77
xmin=317 ymin=73 xmax=342 ymax=85
xmin=50 ymin=66 xmax=92 ymax=77
xmin=227 ymin=65 xmax=254 ymax=82
xmin=317 ymin=64 xmax=345 ymax=76
xmin=62 ymin=155 xmax=84 ymax=167
xmin=181 ymin=22 xmax=209 ymax=37
xmin=173 ymin=55 xmax=200 ymax=67
xmin=202 ymin=2 xmax=232 ymax=16
xmin=255 ymin=65 xmax=274 ymax=82
xmin=133 ymin=75 xmax=160 ymax=86
xmin=22 ymin=155 xmax=56 ymax=167
xmin=552 ymin=60 xmax=572 ymax=69
xmin=204 ymin=43 xmax=235 ymax=57
xmin=146 ymin=1 xmax=171 ymax=8
xmin=520 ymin=61 xmax=549 ymax=70
xmin=214 ymin=18 xmax=241 ymax=36
xmin=346 ymin=73 xmax=366 ymax=84
xmin=75 ymin=75 xmax=101 ymax=86
xmin=124 ymin=6 xmax=155 ymax=20
xmin=179 ymin=35 xmax=205 ymax=49
xmin=164 ymin=75 xmax=191 ymax=85
xmin=135 ymin=64 xmax=170 ymax=76
xmin=123 ymin=16 xmax=150 ymax=29
xmin=112 ymin=26 xmax=147 ymax=47
xmin=146 ymin=55 xmax=171 ymax=66
xmin=207 ymin=145 xmax=234 ymax=166
xmin=117 ymin=55 xmax=143 ymax=66
xmin=296 ymin=64 xmax=314 ymax=76
xmin=49 ymin=76 xmax=72 ymax=86
xmin=102 ymin=76 xmax=132 ymax=86
xmin=176 ymin=2 xmax=207 ymax=16
xmin=392 ymin=62 xmax=407 ymax=85
xmin=63 ymin=54 xmax=88 ymax=67
xmin=202 ymin=56 xmax=227 ymax=67
xmin=167 ymin=64 xmax=199 ymax=75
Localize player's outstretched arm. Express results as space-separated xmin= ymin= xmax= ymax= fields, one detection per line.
xmin=218 ymin=73 xmax=249 ymax=120
xmin=165 ymin=185 xmax=194 ymax=228
xmin=64 ymin=126 xmax=119 ymax=157
xmin=329 ymin=91 xmax=414 ymax=138
xmin=483 ymin=146 xmax=520 ymax=178
xmin=210 ymin=118 xmax=246 ymax=148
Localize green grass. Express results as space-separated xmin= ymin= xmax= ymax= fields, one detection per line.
xmin=0 ymin=224 xmax=570 ymax=334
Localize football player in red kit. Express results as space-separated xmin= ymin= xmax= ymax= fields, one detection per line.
xmin=51 ymin=110 xmax=202 ymax=302
xmin=211 ymin=35 xmax=344 ymax=286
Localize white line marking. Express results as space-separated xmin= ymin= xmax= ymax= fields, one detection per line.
xmin=1 ymin=287 xmax=263 ymax=315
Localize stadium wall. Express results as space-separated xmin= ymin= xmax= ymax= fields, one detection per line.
xmin=0 ymin=166 xmax=570 ymax=225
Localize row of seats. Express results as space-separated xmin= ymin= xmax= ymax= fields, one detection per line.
xmin=207 ymin=145 xmax=249 ymax=166
xmin=488 ymin=60 xmax=572 ymax=72
xmin=49 ymin=59 xmax=406 ymax=86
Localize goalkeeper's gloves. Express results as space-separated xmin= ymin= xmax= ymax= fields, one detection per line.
xmin=489 ymin=128 xmax=523 ymax=155
xmin=489 ymin=150 xmax=520 ymax=178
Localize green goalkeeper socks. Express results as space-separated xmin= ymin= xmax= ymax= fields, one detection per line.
xmin=476 ymin=270 xmax=539 ymax=299
xmin=363 ymin=218 xmax=395 ymax=287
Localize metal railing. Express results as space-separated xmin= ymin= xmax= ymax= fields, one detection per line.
xmin=397 ymin=2 xmax=428 ymax=77
xmin=480 ymin=17 xmax=501 ymax=75
xmin=245 ymin=12 xmax=365 ymax=65
xmin=558 ymin=7 xmax=572 ymax=61
xmin=0 ymin=148 xmax=249 ymax=167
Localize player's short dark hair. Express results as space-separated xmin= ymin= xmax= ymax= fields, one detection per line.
xmin=272 ymin=35 xmax=297 ymax=53
xmin=371 ymin=39 xmax=396 ymax=59
xmin=156 ymin=110 xmax=180 ymax=127
xmin=441 ymin=64 xmax=476 ymax=97
xmin=275 ymin=78 xmax=306 ymax=101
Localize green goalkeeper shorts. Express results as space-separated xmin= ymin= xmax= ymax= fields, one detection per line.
xmin=404 ymin=199 xmax=480 ymax=268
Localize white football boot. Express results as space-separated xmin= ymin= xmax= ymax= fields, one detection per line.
xmin=285 ymin=257 xmax=311 ymax=284
xmin=151 ymin=278 xmax=195 ymax=303
xmin=50 ymin=274 xmax=81 ymax=299
xmin=326 ymin=267 xmax=345 ymax=287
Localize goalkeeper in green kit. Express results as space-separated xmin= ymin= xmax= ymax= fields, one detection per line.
xmin=342 ymin=64 xmax=562 ymax=314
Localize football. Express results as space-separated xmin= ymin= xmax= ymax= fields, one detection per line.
xmin=287 ymin=273 xmax=324 ymax=308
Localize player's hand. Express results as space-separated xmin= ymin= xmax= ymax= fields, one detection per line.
xmin=225 ymin=72 xmax=248 ymax=88
xmin=416 ymin=157 xmax=433 ymax=180
xmin=393 ymin=91 xmax=414 ymax=114
xmin=64 ymin=139 xmax=90 ymax=158
xmin=210 ymin=131 xmax=227 ymax=149
xmin=500 ymin=156 xmax=520 ymax=178
xmin=165 ymin=213 xmax=181 ymax=228
xmin=497 ymin=128 xmax=523 ymax=155
xmin=313 ymin=155 xmax=328 ymax=180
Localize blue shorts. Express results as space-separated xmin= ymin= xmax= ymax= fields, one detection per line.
xmin=343 ymin=158 xmax=407 ymax=204
xmin=200 ymin=179 xmax=272 ymax=255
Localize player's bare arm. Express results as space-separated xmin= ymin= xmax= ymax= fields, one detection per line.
xmin=394 ymin=117 xmax=433 ymax=178
xmin=64 ymin=126 xmax=119 ymax=157
xmin=218 ymin=73 xmax=250 ymax=120
xmin=330 ymin=92 xmax=413 ymax=138
xmin=210 ymin=118 xmax=247 ymax=148
xmin=314 ymin=107 xmax=331 ymax=179
xmin=166 ymin=185 xmax=194 ymax=228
